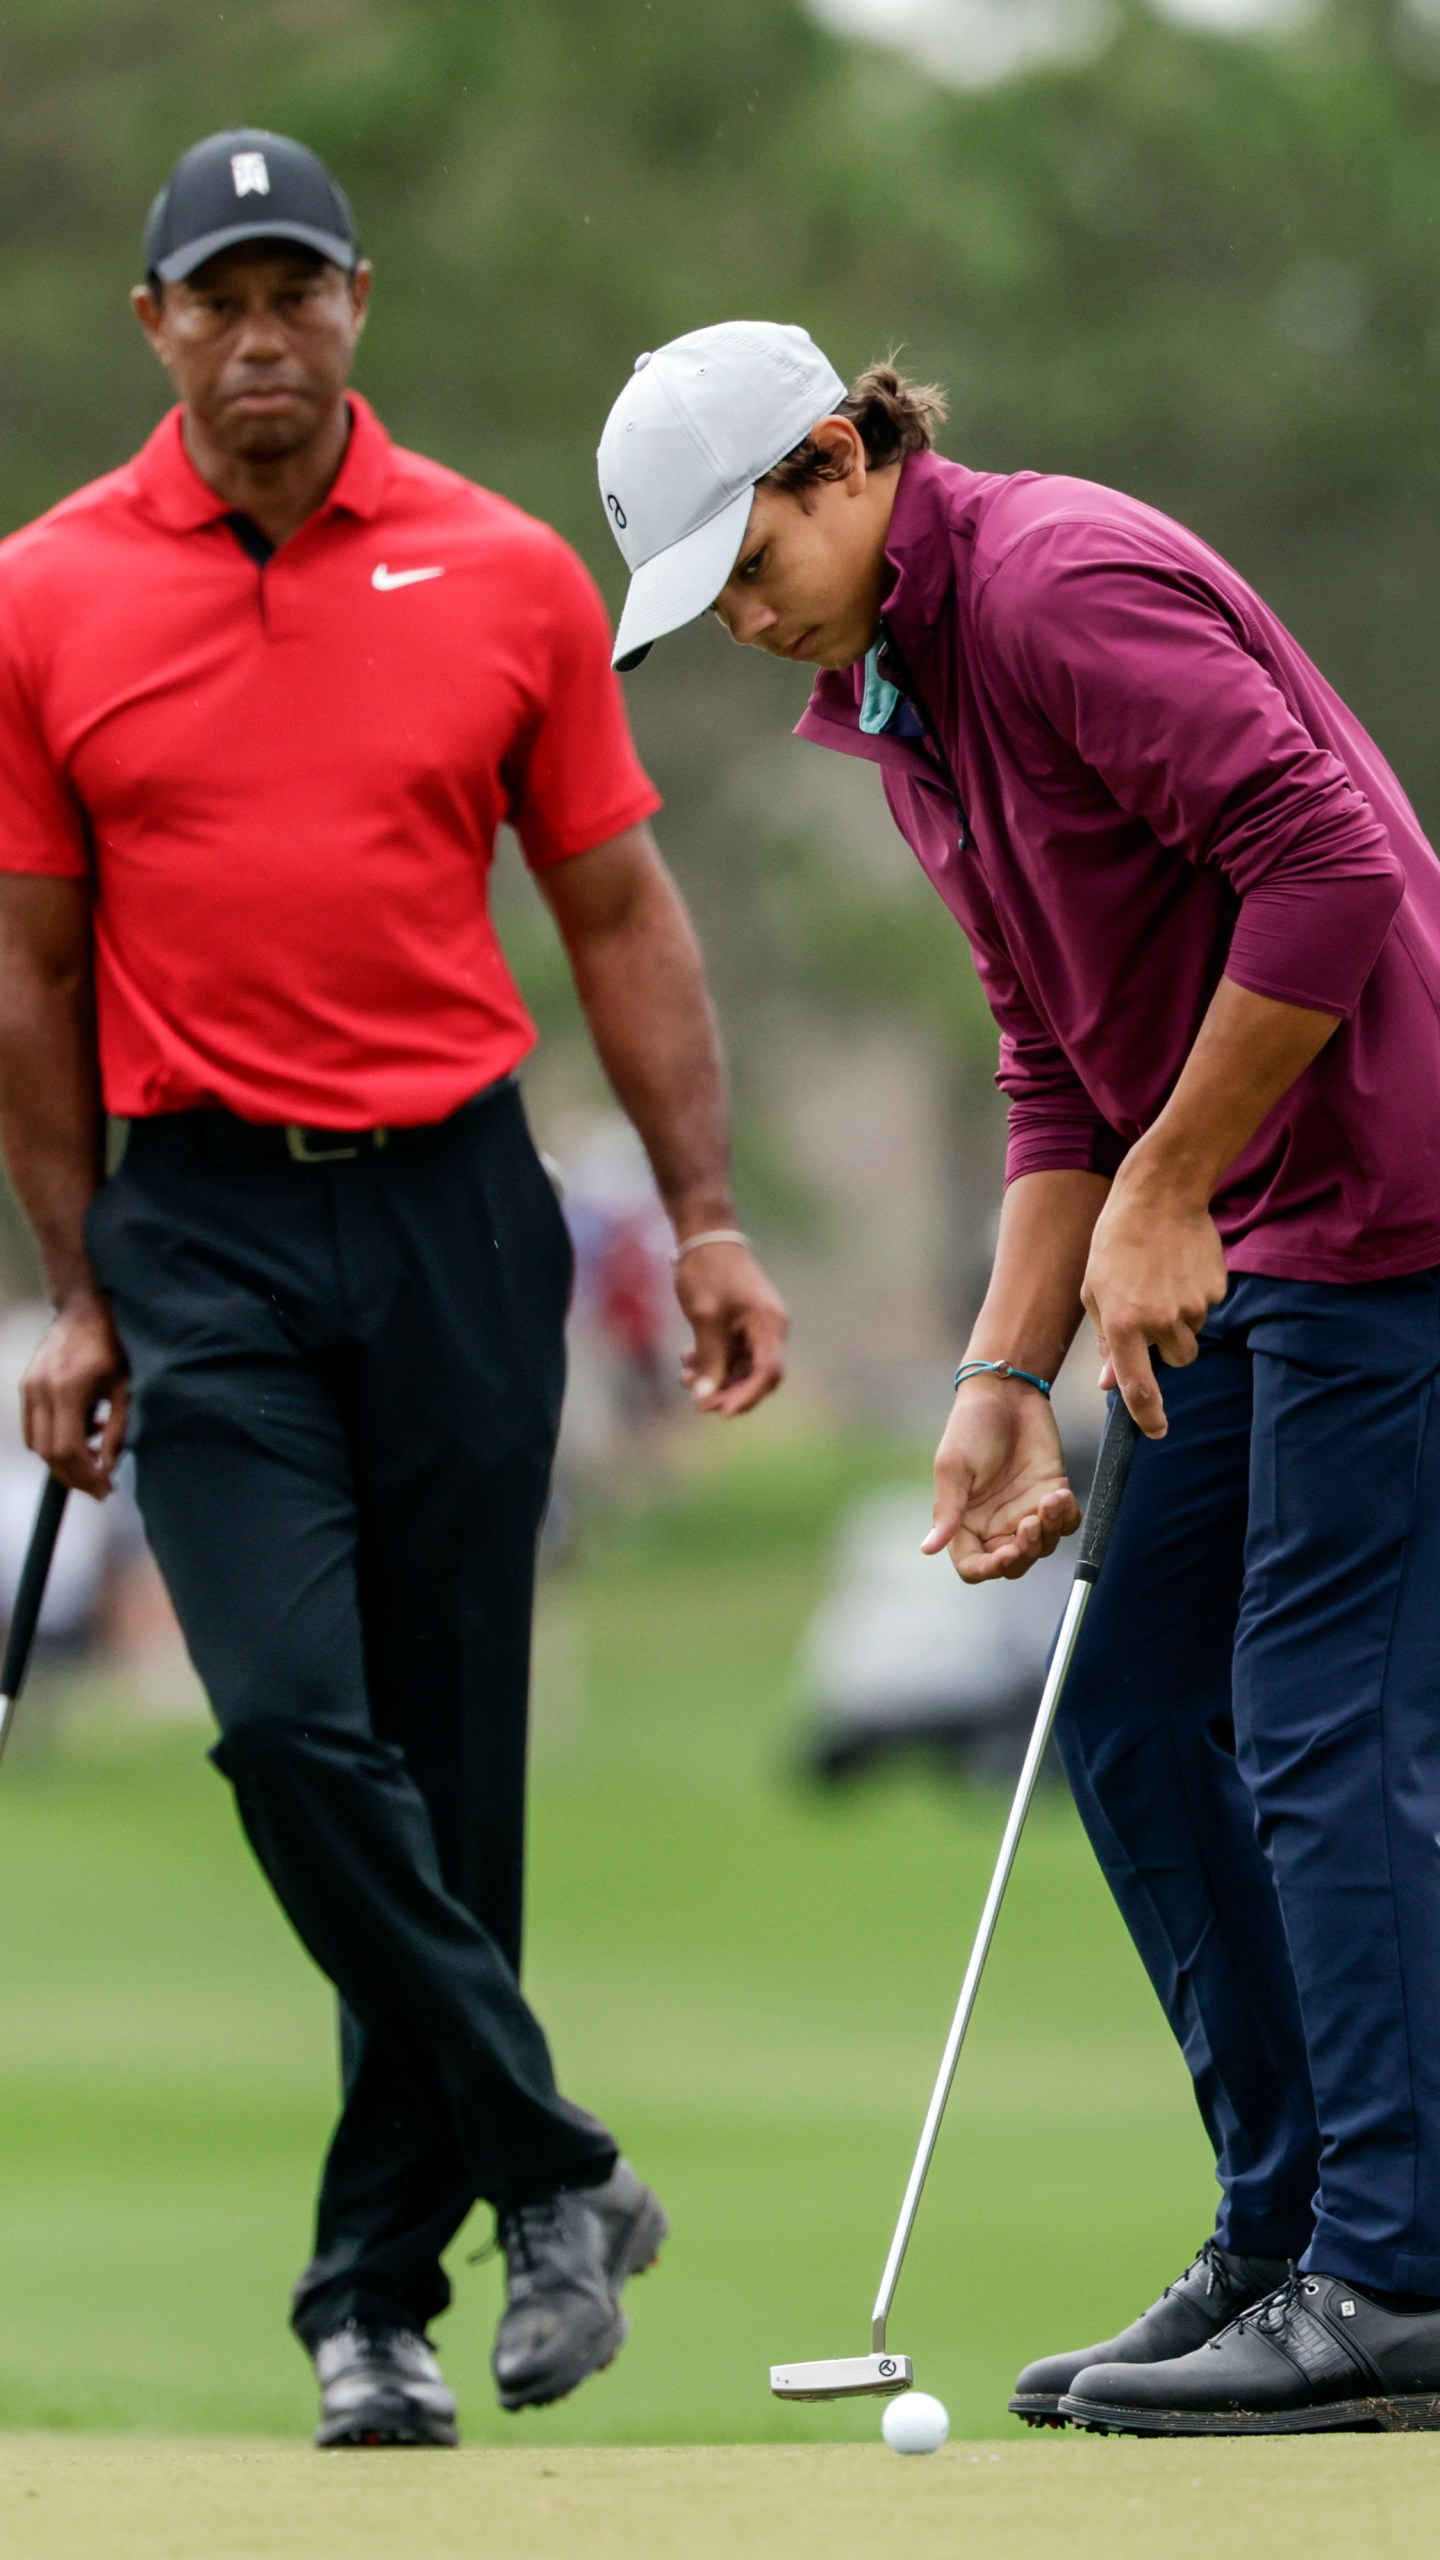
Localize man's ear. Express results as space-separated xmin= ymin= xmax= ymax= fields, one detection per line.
xmin=807 ymin=415 xmax=867 ymax=484
xmin=130 ymin=283 xmax=167 ymax=363
xmin=349 ymin=261 xmax=374 ymax=338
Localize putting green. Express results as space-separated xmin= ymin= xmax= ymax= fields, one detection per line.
xmin=1 ymin=2435 xmax=1437 ymax=2560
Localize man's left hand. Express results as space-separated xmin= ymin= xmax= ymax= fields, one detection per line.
xmin=1081 ymin=1162 xmax=1228 ymax=1439
xmin=674 ymin=1240 xmax=788 ymax=1419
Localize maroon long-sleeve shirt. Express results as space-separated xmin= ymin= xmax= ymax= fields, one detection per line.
xmin=798 ymin=451 xmax=1440 ymax=1283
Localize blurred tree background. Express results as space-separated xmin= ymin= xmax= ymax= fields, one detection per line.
xmin=0 ymin=0 xmax=1436 ymax=1344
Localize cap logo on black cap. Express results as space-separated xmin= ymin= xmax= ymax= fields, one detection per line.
xmin=144 ymin=128 xmax=358 ymax=286
xmin=230 ymin=151 xmax=270 ymax=199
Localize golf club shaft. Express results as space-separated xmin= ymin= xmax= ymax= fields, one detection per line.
xmin=0 ymin=1472 xmax=69 ymax=1765
xmin=868 ymin=1574 xmax=1091 ymax=2349
xmin=869 ymin=1397 xmax=1140 ymax=2354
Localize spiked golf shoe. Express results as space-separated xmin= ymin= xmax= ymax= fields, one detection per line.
xmin=492 ymin=2160 xmax=667 ymax=2411
xmin=1010 ymin=2238 xmax=1291 ymax=2425
xmin=1060 ymin=2271 xmax=1440 ymax=2433
xmin=313 ymin=2323 xmax=459 ymax=2447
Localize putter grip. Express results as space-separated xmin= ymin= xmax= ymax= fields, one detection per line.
xmin=1075 ymin=1399 xmax=1141 ymax=1584
xmin=0 ymin=1473 xmax=68 ymax=1700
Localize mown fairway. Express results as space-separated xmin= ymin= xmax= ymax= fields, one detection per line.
xmin=6 ymin=2437 xmax=1440 ymax=2560
xmin=0 ymin=1419 xmax=1216 ymax=2445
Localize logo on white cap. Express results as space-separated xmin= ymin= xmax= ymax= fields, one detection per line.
xmin=597 ymin=322 xmax=846 ymax=670
xmin=231 ymin=151 xmax=270 ymax=198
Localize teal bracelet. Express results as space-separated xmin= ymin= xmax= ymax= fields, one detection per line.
xmin=953 ymin=1359 xmax=1052 ymax=1400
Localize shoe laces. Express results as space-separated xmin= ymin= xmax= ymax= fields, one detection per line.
xmin=1232 ymin=2270 xmax=1310 ymax=2341
xmin=1163 ymin=2236 xmax=1229 ymax=2303
xmin=479 ymin=2194 xmax=567 ymax=2277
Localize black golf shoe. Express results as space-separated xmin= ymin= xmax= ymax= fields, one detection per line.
xmin=1010 ymin=2238 xmax=1291 ymax=2426
xmin=491 ymin=2158 xmax=667 ymax=2412
xmin=312 ymin=2322 xmax=459 ymax=2448
xmin=1060 ymin=2271 xmax=1440 ymax=2434
xmin=583 ymin=2156 xmax=670 ymax=2288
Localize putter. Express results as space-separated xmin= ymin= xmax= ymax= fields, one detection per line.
xmin=769 ymin=1394 xmax=1141 ymax=2402
xmin=0 ymin=1471 xmax=69 ymax=1766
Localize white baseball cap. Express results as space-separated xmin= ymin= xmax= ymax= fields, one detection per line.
xmin=598 ymin=321 xmax=847 ymax=671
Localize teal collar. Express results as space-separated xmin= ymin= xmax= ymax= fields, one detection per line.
xmin=859 ymin=645 xmax=903 ymax=735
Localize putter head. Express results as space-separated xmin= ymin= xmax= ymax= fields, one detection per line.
xmin=769 ymin=2352 xmax=913 ymax=2401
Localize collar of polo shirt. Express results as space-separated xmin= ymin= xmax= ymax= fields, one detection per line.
xmin=133 ymin=390 xmax=391 ymax=533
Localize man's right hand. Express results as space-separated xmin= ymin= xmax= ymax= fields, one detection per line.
xmin=21 ymin=1292 xmax=130 ymax=1499
xmin=922 ymin=1378 xmax=1080 ymax=1583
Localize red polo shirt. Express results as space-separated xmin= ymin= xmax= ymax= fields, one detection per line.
xmin=0 ymin=396 xmax=660 ymax=1126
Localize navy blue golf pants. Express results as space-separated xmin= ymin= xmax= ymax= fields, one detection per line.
xmin=1057 ymin=1265 xmax=1440 ymax=2295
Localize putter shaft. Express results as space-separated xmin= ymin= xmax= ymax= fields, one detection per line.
xmin=867 ymin=1398 xmax=1139 ymax=2356
xmin=868 ymin=1574 xmax=1092 ymax=2353
xmin=767 ymin=1399 xmax=1139 ymax=2398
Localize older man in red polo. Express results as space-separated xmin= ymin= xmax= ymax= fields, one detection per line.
xmin=0 ymin=137 xmax=786 ymax=2446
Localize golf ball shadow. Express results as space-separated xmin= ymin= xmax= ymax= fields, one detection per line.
xmin=881 ymin=2390 xmax=949 ymax=2455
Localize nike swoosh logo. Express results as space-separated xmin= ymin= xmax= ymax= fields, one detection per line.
xmin=372 ymin=563 xmax=445 ymax=590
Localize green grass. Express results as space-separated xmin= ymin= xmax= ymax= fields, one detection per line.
xmin=8 ymin=2438 xmax=1440 ymax=2560
xmin=0 ymin=1414 xmax=1214 ymax=2442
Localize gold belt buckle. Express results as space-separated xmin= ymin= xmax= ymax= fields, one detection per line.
xmin=284 ymin=1125 xmax=387 ymax=1163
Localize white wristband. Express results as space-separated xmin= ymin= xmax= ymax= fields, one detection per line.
xmin=672 ymin=1228 xmax=752 ymax=1266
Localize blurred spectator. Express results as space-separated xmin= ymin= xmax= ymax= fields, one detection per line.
xmin=797 ymin=1456 xmax=1096 ymax=1784
xmin=557 ymin=1118 xmax=683 ymax=1475
xmin=593 ymin=1220 xmax=670 ymax=1422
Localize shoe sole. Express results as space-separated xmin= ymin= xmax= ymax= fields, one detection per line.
xmin=1060 ymin=2391 xmax=1440 ymax=2436
xmin=496 ymin=2305 xmax=630 ymax=2414
xmin=1009 ymin=2394 xmax=1068 ymax=2427
xmin=315 ymin=2405 xmax=459 ymax=2450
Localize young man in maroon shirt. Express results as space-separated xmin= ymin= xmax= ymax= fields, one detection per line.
xmin=0 ymin=139 xmax=787 ymax=2446
xmin=599 ymin=323 xmax=1440 ymax=2435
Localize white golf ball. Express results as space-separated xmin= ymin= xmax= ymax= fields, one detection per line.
xmin=881 ymin=2389 xmax=950 ymax=2455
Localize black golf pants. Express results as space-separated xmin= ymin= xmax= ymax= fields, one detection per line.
xmin=86 ymin=1082 xmax=617 ymax=2346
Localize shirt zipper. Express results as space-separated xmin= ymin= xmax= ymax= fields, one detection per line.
xmin=876 ymin=615 xmax=974 ymax=854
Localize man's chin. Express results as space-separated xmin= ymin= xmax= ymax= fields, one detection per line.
xmin=216 ymin=407 xmax=320 ymax=461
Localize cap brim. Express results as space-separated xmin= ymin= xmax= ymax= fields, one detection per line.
xmin=155 ymin=221 xmax=356 ymax=283
xmin=611 ymin=486 xmax=754 ymax=673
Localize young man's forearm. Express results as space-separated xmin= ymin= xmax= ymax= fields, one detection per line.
xmin=1085 ymin=976 xmax=1341 ymax=1431
xmin=924 ymin=1169 xmax=1110 ymax=1577
xmin=1118 ymin=976 xmax=1340 ymax=1212
xmin=968 ymin=985 xmax=1337 ymax=1383
xmin=914 ymin=987 xmax=1339 ymax=1572
xmin=962 ymin=1168 xmax=1114 ymax=1385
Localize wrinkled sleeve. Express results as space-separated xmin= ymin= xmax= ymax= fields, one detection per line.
xmin=974 ymin=918 xmax=1128 ymax=1186
xmin=0 ymin=586 xmax=88 ymax=878
xmin=978 ymin=523 xmax=1403 ymax=1019
xmin=506 ymin=532 xmax=662 ymax=869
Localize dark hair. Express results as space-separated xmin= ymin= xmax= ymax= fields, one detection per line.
xmin=763 ymin=359 xmax=946 ymax=494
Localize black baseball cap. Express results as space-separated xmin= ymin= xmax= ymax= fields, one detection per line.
xmin=143 ymin=128 xmax=358 ymax=286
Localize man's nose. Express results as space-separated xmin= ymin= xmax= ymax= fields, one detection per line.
xmin=233 ymin=306 xmax=291 ymax=360
xmin=728 ymin=596 xmax=779 ymax=648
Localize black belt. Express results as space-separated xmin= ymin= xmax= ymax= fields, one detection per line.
xmin=124 ymin=1076 xmax=517 ymax=1169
